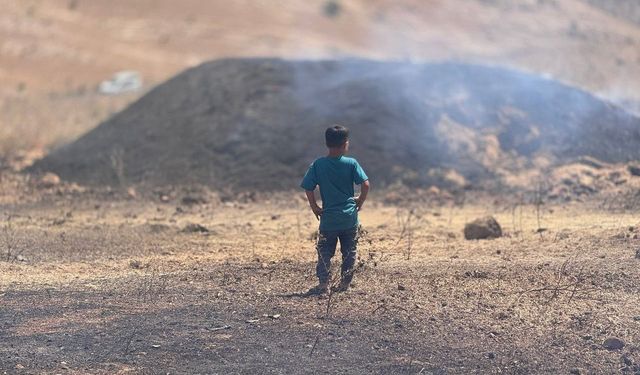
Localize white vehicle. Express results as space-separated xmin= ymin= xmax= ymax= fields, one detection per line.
xmin=99 ymin=71 xmax=142 ymax=95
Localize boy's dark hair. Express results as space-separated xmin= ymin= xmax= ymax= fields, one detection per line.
xmin=325 ymin=125 xmax=349 ymax=148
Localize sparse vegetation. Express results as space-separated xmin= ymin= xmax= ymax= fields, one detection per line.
xmin=1 ymin=218 xmax=17 ymax=262
xmin=1 ymin=183 xmax=639 ymax=373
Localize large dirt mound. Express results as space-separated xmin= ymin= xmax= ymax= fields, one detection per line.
xmin=32 ymin=58 xmax=640 ymax=191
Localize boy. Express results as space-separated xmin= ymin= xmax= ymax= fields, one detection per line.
xmin=300 ymin=125 xmax=370 ymax=294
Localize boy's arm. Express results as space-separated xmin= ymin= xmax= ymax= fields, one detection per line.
xmin=355 ymin=180 xmax=370 ymax=211
xmin=305 ymin=190 xmax=323 ymax=220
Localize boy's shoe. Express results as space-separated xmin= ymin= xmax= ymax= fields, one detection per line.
xmin=333 ymin=281 xmax=351 ymax=293
xmin=307 ymin=282 xmax=329 ymax=295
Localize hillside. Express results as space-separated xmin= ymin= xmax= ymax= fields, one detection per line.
xmin=2 ymin=0 xmax=640 ymax=157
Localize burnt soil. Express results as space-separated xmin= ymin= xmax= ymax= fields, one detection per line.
xmin=1 ymin=185 xmax=640 ymax=374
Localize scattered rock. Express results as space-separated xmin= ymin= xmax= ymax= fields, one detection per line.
xmin=569 ymin=368 xmax=582 ymax=375
xmin=397 ymin=284 xmax=406 ymax=291
xmin=602 ymin=337 xmax=625 ymax=350
xmin=486 ymin=352 xmax=496 ymax=359
xmin=38 ymin=173 xmax=61 ymax=188
xmin=427 ymin=186 xmax=441 ymax=195
xmin=323 ymin=1 xmax=341 ymax=18
xmin=52 ymin=218 xmax=66 ymax=226
xmin=576 ymin=156 xmax=605 ymax=169
xmin=464 ymin=216 xmax=502 ymax=240
xmin=464 ymin=269 xmax=490 ymax=279
xmin=129 ymin=259 xmax=143 ymax=269
xmin=636 ymin=249 xmax=640 ymax=259
xmin=182 ymin=223 xmax=209 ymax=233
xmin=127 ymin=187 xmax=137 ymax=199
xmin=181 ymin=195 xmax=207 ymax=205
xmin=628 ymin=164 xmax=640 ymax=176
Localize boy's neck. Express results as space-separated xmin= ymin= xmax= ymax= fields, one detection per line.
xmin=327 ymin=148 xmax=344 ymax=158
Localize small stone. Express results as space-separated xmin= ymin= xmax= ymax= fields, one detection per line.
xmin=628 ymin=164 xmax=640 ymax=176
xmin=569 ymin=368 xmax=582 ymax=375
xmin=397 ymin=284 xmax=406 ymax=291
xmin=129 ymin=259 xmax=142 ymax=269
xmin=464 ymin=216 xmax=502 ymax=240
xmin=602 ymin=337 xmax=625 ymax=350
xmin=38 ymin=173 xmax=61 ymax=188
xmin=486 ymin=352 xmax=496 ymax=359
xmin=181 ymin=195 xmax=207 ymax=205
xmin=181 ymin=223 xmax=209 ymax=233
xmin=127 ymin=187 xmax=137 ymax=199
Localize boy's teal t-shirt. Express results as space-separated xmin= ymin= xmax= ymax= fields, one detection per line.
xmin=300 ymin=156 xmax=368 ymax=231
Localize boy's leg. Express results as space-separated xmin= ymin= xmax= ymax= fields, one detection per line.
xmin=316 ymin=230 xmax=338 ymax=285
xmin=338 ymin=226 xmax=359 ymax=285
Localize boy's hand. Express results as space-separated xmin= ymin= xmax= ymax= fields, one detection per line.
xmin=355 ymin=196 xmax=365 ymax=211
xmin=311 ymin=204 xmax=323 ymax=220
xmin=355 ymin=180 xmax=369 ymax=212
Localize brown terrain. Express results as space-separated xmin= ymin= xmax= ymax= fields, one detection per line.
xmin=3 ymin=0 xmax=640 ymax=156
xmin=2 ymin=0 xmax=640 ymax=374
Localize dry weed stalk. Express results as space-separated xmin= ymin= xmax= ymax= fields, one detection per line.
xmin=2 ymin=217 xmax=20 ymax=262
xmin=514 ymin=257 xmax=597 ymax=304
xmin=396 ymin=208 xmax=416 ymax=260
xmin=533 ymin=177 xmax=549 ymax=235
xmin=136 ymin=263 xmax=170 ymax=303
xmin=110 ymin=147 xmax=126 ymax=188
xmin=511 ymin=194 xmax=524 ymax=236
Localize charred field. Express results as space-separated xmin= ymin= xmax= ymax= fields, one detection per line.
xmin=1 ymin=176 xmax=640 ymax=374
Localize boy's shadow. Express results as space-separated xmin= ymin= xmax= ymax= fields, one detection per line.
xmin=279 ymin=289 xmax=323 ymax=298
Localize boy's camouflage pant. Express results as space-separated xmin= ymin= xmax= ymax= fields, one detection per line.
xmin=316 ymin=226 xmax=359 ymax=284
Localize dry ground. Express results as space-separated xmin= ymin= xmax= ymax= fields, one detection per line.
xmin=1 ymin=179 xmax=640 ymax=374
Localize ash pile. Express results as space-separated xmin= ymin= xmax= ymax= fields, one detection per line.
xmin=31 ymin=58 xmax=640 ymax=194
